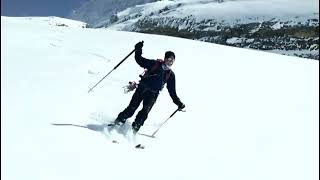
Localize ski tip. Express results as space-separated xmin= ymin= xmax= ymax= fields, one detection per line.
xmin=112 ymin=140 xmax=119 ymax=144
xmin=135 ymin=144 xmax=145 ymax=149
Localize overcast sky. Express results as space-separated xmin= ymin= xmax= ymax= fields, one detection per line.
xmin=1 ymin=0 xmax=87 ymax=17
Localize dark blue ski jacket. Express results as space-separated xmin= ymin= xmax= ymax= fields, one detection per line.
xmin=135 ymin=49 xmax=183 ymax=107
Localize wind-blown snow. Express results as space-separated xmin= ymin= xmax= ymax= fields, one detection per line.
xmin=1 ymin=16 xmax=319 ymax=180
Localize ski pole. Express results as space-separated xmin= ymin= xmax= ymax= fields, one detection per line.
xmin=150 ymin=108 xmax=184 ymax=137
xmin=88 ymin=48 xmax=136 ymax=93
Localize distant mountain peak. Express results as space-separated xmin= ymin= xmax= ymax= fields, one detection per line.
xmin=68 ymin=0 xmax=319 ymax=60
xmin=68 ymin=0 xmax=159 ymax=26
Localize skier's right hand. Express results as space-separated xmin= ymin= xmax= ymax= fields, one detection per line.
xmin=135 ymin=41 xmax=144 ymax=50
xmin=178 ymin=102 xmax=185 ymax=111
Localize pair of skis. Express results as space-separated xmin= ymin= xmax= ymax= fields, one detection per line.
xmin=106 ymin=108 xmax=184 ymax=149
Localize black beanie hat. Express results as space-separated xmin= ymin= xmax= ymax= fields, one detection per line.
xmin=165 ymin=51 xmax=175 ymax=59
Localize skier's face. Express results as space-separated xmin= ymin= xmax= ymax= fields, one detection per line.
xmin=164 ymin=56 xmax=175 ymax=67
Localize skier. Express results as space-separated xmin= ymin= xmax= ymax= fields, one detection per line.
xmin=113 ymin=41 xmax=185 ymax=133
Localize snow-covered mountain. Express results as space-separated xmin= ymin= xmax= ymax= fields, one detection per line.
xmin=68 ymin=0 xmax=158 ymax=26
xmin=70 ymin=0 xmax=319 ymax=60
xmin=1 ymin=16 xmax=319 ymax=180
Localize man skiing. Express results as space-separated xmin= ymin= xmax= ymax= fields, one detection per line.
xmin=113 ymin=41 xmax=185 ymax=133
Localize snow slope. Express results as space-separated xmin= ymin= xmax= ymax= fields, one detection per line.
xmin=1 ymin=16 xmax=319 ymax=180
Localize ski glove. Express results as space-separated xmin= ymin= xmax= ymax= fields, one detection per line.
xmin=135 ymin=41 xmax=144 ymax=50
xmin=178 ymin=102 xmax=185 ymax=110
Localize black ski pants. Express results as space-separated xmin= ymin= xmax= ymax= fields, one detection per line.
xmin=117 ymin=85 xmax=158 ymax=127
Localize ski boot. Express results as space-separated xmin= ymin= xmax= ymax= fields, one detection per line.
xmin=108 ymin=118 xmax=126 ymax=128
xmin=131 ymin=121 xmax=141 ymax=134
